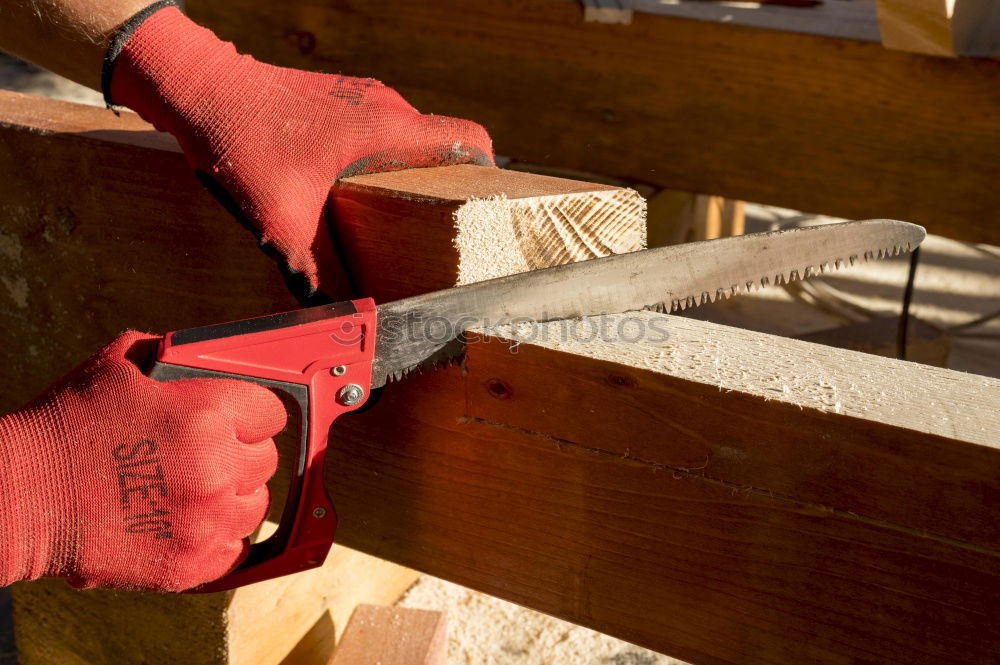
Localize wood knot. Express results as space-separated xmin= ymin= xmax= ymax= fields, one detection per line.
xmin=485 ymin=378 xmax=513 ymax=400
xmin=606 ymin=373 xmax=635 ymax=388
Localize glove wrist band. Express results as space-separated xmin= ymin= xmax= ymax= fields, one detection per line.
xmin=101 ymin=0 xmax=180 ymax=108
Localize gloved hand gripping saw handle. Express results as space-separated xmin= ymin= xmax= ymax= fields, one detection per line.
xmin=147 ymin=298 xmax=378 ymax=592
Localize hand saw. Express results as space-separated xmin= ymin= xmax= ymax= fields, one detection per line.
xmin=148 ymin=218 xmax=924 ymax=591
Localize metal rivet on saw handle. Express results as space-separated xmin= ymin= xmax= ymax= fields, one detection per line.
xmin=338 ymin=383 xmax=364 ymax=406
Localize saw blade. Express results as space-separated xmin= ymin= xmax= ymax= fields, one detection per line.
xmin=371 ymin=219 xmax=925 ymax=386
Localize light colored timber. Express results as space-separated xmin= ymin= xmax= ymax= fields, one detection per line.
xmin=0 ymin=91 xmax=645 ymax=665
xmin=186 ymin=0 xmax=1000 ymax=245
xmin=13 ymin=547 xmax=418 ymax=665
xmin=329 ymin=605 xmax=447 ymax=665
xmin=646 ymin=191 xmax=745 ymax=247
xmin=876 ymin=0 xmax=1000 ymax=57
xmin=332 ymin=164 xmax=645 ymax=300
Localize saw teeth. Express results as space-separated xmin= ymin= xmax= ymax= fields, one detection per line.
xmin=654 ymin=235 xmax=918 ymax=322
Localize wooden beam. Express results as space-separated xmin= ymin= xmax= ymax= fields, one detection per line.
xmin=646 ymin=191 xmax=745 ymax=246
xmin=331 ymin=164 xmax=645 ymax=301
xmin=3 ymin=92 xmax=999 ymax=665
xmin=13 ymin=547 xmax=419 ymax=665
xmin=185 ymin=0 xmax=1000 ymax=245
xmin=318 ymin=322 xmax=1000 ymax=665
xmin=876 ymin=0 xmax=1000 ymax=57
xmin=330 ymin=605 xmax=447 ymax=665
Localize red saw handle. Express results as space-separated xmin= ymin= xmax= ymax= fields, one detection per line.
xmin=148 ymin=298 xmax=377 ymax=592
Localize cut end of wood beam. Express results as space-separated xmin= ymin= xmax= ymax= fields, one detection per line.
xmin=454 ymin=188 xmax=646 ymax=283
xmin=333 ymin=165 xmax=647 ymax=299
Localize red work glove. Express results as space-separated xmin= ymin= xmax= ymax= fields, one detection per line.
xmin=103 ymin=1 xmax=494 ymax=301
xmin=0 ymin=332 xmax=284 ymax=592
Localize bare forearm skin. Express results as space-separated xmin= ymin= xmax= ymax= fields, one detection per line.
xmin=0 ymin=0 xmax=151 ymax=91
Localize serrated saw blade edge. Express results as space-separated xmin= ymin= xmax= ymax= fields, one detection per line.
xmin=372 ymin=219 xmax=925 ymax=386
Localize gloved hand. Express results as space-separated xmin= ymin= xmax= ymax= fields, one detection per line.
xmin=0 ymin=332 xmax=284 ymax=592
xmin=104 ymin=2 xmax=494 ymax=301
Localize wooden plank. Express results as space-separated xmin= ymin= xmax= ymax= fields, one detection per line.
xmin=876 ymin=0 xmax=1000 ymax=57
xmin=323 ymin=324 xmax=1000 ymax=665
xmin=646 ymin=191 xmax=745 ymax=246
xmin=12 ymin=546 xmax=418 ymax=665
xmin=186 ymin=0 xmax=1000 ymax=245
xmin=329 ymin=605 xmax=447 ymax=665
xmin=331 ymin=164 xmax=646 ymax=301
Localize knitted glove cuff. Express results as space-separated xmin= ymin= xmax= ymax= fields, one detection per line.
xmin=101 ymin=0 xmax=180 ymax=108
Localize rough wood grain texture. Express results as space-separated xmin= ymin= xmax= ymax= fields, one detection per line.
xmin=325 ymin=322 xmax=1000 ymax=665
xmin=186 ymin=0 xmax=1000 ymax=245
xmin=332 ymin=165 xmax=645 ymax=300
xmin=876 ymin=0 xmax=1000 ymax=57
xmin=0 ymin=91 xmax=297 ymax=410
xmin=12 ymin=547 xmax=417 ymax=665
xmin=329 ymin=605 xmax=447 ymax=665
xmin=0 ymin=91 xmax=419 ymax=665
